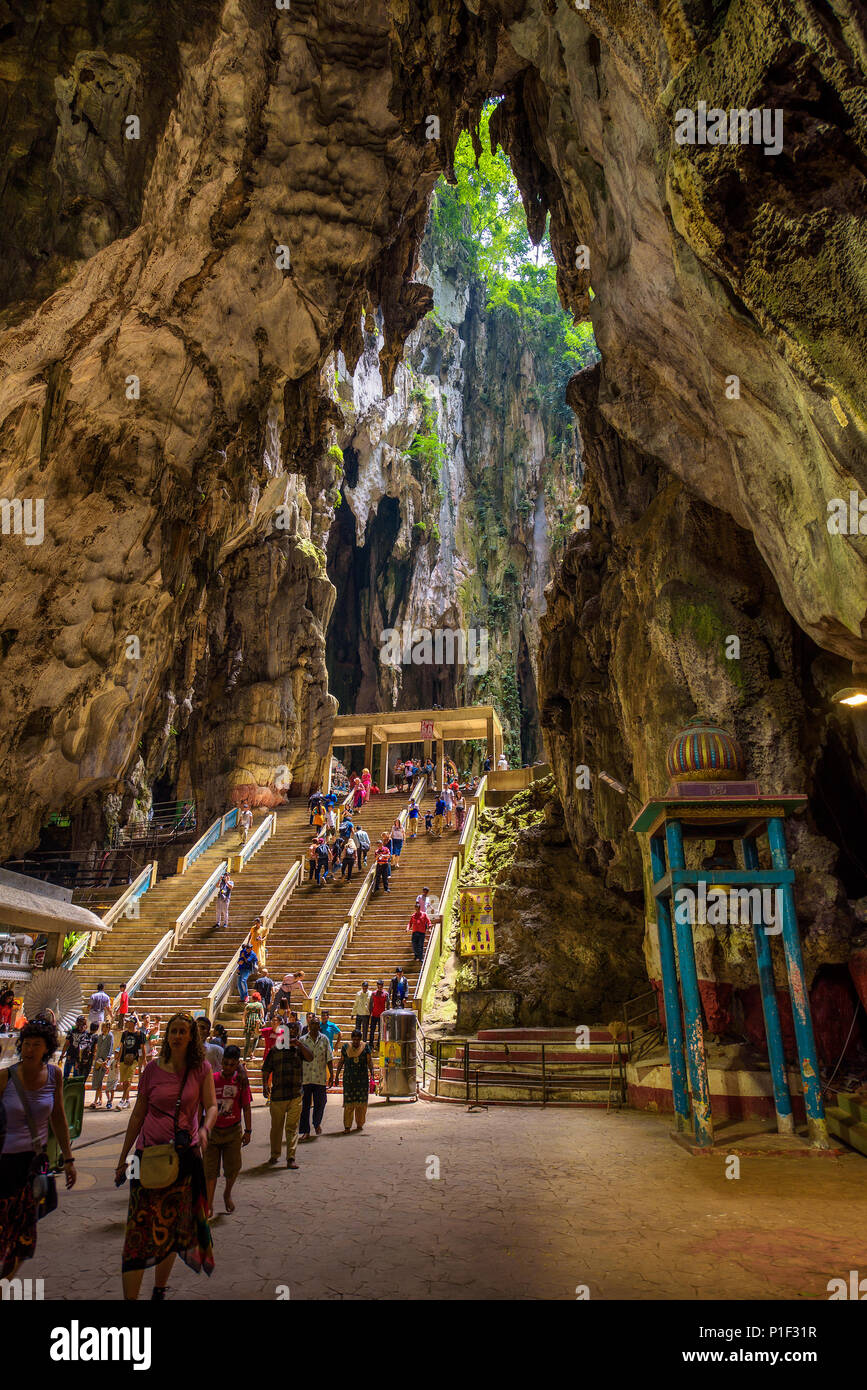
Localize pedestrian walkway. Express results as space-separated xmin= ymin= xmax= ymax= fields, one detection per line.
xmin=28 ymin=1102 xmax=867 ymax=1300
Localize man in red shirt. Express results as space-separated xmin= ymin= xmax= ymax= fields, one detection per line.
xmin=406 ymin=907 xmax=431 ymax=963
xmin=373 ymin=837 xmax=392 ymax=893
xmin=368 ymin=979 xmax=389 ymax=1050
xmin=204 ymin=1045 xmax=252 ymax=1217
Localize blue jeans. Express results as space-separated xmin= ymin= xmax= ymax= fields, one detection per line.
xmin=299 ymin=1083 xmax=327 ymax=1135
xmin=237 ymin=969 xmax=252 ymax=1002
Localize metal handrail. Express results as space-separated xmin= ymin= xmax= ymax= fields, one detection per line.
xmin=63 ymin=861 xmax=158 ymax=972
xmin=311 ymin=776 xmax=428 ymax=1009
xmin=178 ymin=807 xmax=238 ymax=874
xmin=172 ymin=859 xmax=228 ymax=948
xmin=457 ymin=801 xmax=476 ymax=865
xmin=205 ymin=856 xmax=306 ymax=1020
xmin=123 ymin=931 xmax=175 ymax=1002
xmin=419 ymin=1035 xmax=628 ymax=1106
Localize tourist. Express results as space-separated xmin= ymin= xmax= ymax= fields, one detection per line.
xmin=90 ymin=1020 xmax=115 ymax=1108
xmin=407 ymin=905 xmax=431 ymax=963
xmin=215 ymin=870 xmax=234 ymax=930
xmin=315 ymin=836 xmax=332 ymax=885
xmin=197 ymin=1018 xmax=225 ymax=1070
xmin=354 ymin=822 xmax=370 ymax=868
xmin=117 ymin=1016 xmax=148 ymax=1109
xmin=87 ymin=982 xmax=113 ymax=1029
xmin=353 ymin=776 xmax=365 ymax=811
xmin=483 ymin=754 xmax=492 ymax=773
xmin=408 ymin=799 xmax=420 ymax=838
xmin=394 ymin=759 xmax=405 ymax=791
xmin=308 ymin=836 xmax=320 ymax=882
xmin=298 ymin=1017 xmax=333 ymax=1142
xmin=373 ymin=836 xmax=391 ymax=893
xmin=390 ymin=817 xmax=405 ymax=869
xmin=273 ymin=970 xmax=308 ymax=1019
xmin=117 ymin=982 xmax=130 ymax=1027
xmin=115 ymin=1012 xmax=217 ymax=1299
xmin=243 ymin=991 xmax=265 ymax=1063
xmin=312 ymin=803 xmax=326 ymax=836
xmin=497 ymin=753 xmax=509 ymax=770
xmin=0 ymin=1017 xmax=76 ymax=1278
xmin=255 ymin=972 xmax=274 ymax=1015
xmin=335 ymin=1029 xmax=375 ymax=1133
xmin=425 ymin=807 xmax=434 ymax=834
xmin=248 ymin=915 xmax=270 ymax=972
xmin=330 ymin=836 xmax=344 ymax=879
xmin=353 ymin=981 xmax=372 ymax=1042
xmin=263 ymin=1020 xmax=311 ymax=1168
xmin=259 ymin=1011 xmax=284 ymax=1095
xmin=339 ymin=810 xmax=354 ymax=837
xmin=143 ymin=1014 xmax=161 ymax=1062
xmin=320 ymin=1010 xmax=341 ymax=1050
xmin=424 ymin=757 xmax=435 ymax=790
xmin=60 ymin=1015 xmax=87 ymax=1080
xmin=389 ymin=968 xmax=408 ymax=1009
xmin=455 ymin=790 xmax=466 ymax=832
xmin=237 ymin=943 xmax=258 ymax=1003
xmin=368 ymin=981 xmax=388 ymax=1051
xmin=361 ymin=766 xmax=372 ymax=802
xmin=239 ymin=802 xmax=253 ymax=845
xmin=308 ymin=786 xmax=323 ymax=826
xmin=205 ymin=1046 xmax=252 ymax=1216
xmin=416 ymin=887 xmax=433 ymax=916
xmin=325 ymin=803 xmax=337 ymax=835
xmin=0 ymin=988 xmax=15 ymax=1031
xmin=104 ymin=1050 xmax=120 ymax=1110
xmin=443 ymin=785 xmax=453 ymax=829
xmin=433 ymin=793 xmax=445 ymax=837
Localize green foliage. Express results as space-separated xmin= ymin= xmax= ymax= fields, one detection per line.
xmin=408 ymin=429 xmax=447 ymax=487
xmin=429 ymin=522 xmax=441 ymax=546
xmin=412 ymin=521 xmax=427 ymax=542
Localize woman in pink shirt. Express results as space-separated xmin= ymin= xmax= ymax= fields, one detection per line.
xmin=115 ymin=1012 xmax=217 ymax=1300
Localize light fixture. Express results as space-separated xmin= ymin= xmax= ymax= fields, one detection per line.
xmin=831 ymin=687 xmax=867 ymax=707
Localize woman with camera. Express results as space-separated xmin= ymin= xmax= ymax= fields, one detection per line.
xmin=115 ymin=1011 xmax=217 ymax=1300
xmin=0 ymin=1017 xmax=76 ymax=1277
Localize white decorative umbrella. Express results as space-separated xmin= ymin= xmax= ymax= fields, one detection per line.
xmin=22 ymin=968 xmax=82 ymax=1034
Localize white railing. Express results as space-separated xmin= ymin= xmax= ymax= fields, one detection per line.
xmin=235 ymin=811 xmax=276 ymax=869
xmin=177 ymin=807 xmax=238 ymax=874
xmin=414 ymin=781 xmax=485 ymax=1016
xmin=63 ymin=861 xmax=158 ymax=973
xmin=172 ymin=859 xmax=228 ymax=948
xmin=124 ymin=930 xmax=174 ymax=1003
xmin=311 ymin=776 xmax=427 ymax=1010
xmin=205 ymin=856 xmax=306 ymax=1020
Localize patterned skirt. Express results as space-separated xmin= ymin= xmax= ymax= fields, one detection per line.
xmin=122 ymin=1147 xmax=214 ymax=1276
xmin=0 ymin=1151 xmax=39 ymax=1277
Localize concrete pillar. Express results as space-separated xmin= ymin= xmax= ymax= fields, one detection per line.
xmin=666 ymin=819 xmax=714 ymax=1148
xmin=650 ymin=832 xmax=690 ymax=1132
xmin=364 ymin=725 xmax=374 ymax=778
xmin=767 ymin=817 xmax=830 ymax=1148
xmin=742 ymin=835 xmax=794 ymax=1135
xmin=423 ymin=739 xmax=432 ymax=763
xmin=486 ymin=714 xmax=494 ymax=764
xmin=436 ymin=738 xmax=445 ymax=791
xmin=382 ymin=742 xmax=389 ymax=793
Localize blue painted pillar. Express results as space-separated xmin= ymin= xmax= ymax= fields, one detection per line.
xmin=665 ymin=819 xmax=714 ymax=1146
xmin=650 ymin=832 xmax=690 ymax=1131
xmin=766 ymin=818 xmax=830 ymax=1147
xmin=741 ymin=836 xmax=793 ymax=1134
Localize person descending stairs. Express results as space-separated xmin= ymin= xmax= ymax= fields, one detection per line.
xmin=320 ymin=792 xmax=457 ymax=1042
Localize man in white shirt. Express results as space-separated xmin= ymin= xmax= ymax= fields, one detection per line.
xmin=298 ymin=1016 xmax=333 ymax=1141
xmin=239 ymin=803 xmax=254 ymax=845
xmin=88 ymin=983 xmax=113 ymax=1029
xmin=353 ymin=981 xmax=372 ymax=1042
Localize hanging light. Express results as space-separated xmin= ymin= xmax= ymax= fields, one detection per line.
xmin=831 ymin=687 xmax=867 ymax=707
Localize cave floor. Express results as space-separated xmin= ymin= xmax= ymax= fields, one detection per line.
xmin=34 ymin=1097 xmax=866 ymax=1301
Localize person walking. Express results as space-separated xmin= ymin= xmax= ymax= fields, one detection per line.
xmin=361 ymin=767 xmax=372 ymax=802
xmin=443 ymin=785 xmax=454 ymax=830
xmin=320 ymin=1011 xmax=341 ymax=1050
xmin=308 ymin=837 xmax=320 ymax=882
xmin=340 ymin=836 xmax=357 ymax=884
xmin=394 ymin=759 xmax=405 ymax=792
xmin=90 ymin=1020 xmax=115 ymax=1108
xmin=368 ymin=981 xmax=388 ymax=1051
xmin=0 ymin=1018 xmax=76 ymax=1278
xmin=432 ymin=793 xmax=445 ymax=837
xmin=424 ymin=807 xmax=434 ymax=834
xmin=407 ymin=905 xmax=431 ymax=964
xmin=390 ymin=818 xmax=405 ymax=869
xmin=117 ymin=982 xmax=130 ymax=1028
xmin=117 ymin=1016 xmax=148 ymax=1109
xmin=248 ymin=916 xmax=270 ymax=972
xmin=272 ymin=970 xmax=308 ymax=1019
xmin=263 ymin=1020 xmax=311 ymax=1168
xmin=298 ymin=1017 xmax=333 ymax=1142
xmin=238 ymin=803 xmax=253 ymax=846
xmin=455 ymin=791 xmax=466 ymax=832
xmin=197 ymin=1018 xmax=225 ymax=1070
xmin=335 ymin=1030 xmax=375 ymax=1133
xmin=115 ymin=1012 xmax=217 ymax=1299
xmin=255 ymin=972 xmax=274 ymax=1016
xmin=312 ymin=803 xmax=326 ymax=836
xmin=243 ymin=991 xmax=265 ymax=1063
xmin=315 ymin=837 xmax=332 ymax=886
xmin=87 ymin=983 xmax=113 ymax=1029
xmin=373 ymin=837 xmax=391 ymax=893
xmin=353 ymin=981 xmax=372 ymax=1042
xmin=389 ymin=968 xmax=408 ymax=1009
xmin=236 ymin=943 xmax=258 ymax=1003
xmin=308 ymin=787 xmax=323 ymax=826
xmin=215 ymin=871 xmax=234 ymax=930
xmin=354 ymin=823 xmax=370 ymax=868
xmin=205 ymin=1046 xmax=252 ymax=1216
xmin=60 ymin=1015 xmax=87 ymax=1080
xmin=407 ymin=800 xmax=420 ymax=838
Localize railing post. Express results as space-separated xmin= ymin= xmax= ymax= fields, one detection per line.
xmin=541 ymin=1043 xmax=547 ymax=1106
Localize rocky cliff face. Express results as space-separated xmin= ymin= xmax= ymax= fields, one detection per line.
xmin=1 ymin=0 xmax=865 ymax=1062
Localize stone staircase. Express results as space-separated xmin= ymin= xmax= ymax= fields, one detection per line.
xmin=320 ymin=794 xmax=457 ymax=1039
xmin=131 ymin=807 xmax=311 ymax=1025
xmin=75 ymin=824 xmax=241 ymax=1009
xmin=826 ymin=1089 xmax=867 ymax=1157
xmin=421 ymin=1028 xmax=627 ymax=1105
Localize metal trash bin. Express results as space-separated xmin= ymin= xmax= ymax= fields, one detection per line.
xmin=380 ymin=1008 xmax=418 ymax=1100
xmin=47 ymin=1075 xmax=86 ymax=1169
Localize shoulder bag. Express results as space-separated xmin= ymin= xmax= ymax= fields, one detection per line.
xmin=8 ymin=1064 xmax=58 ymax=1218
xmin=139 ymin=1066 xmax=191 ymax=1190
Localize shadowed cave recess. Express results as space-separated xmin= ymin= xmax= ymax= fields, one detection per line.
xmin=0 ymin=0 xmax=866 ymax=1050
